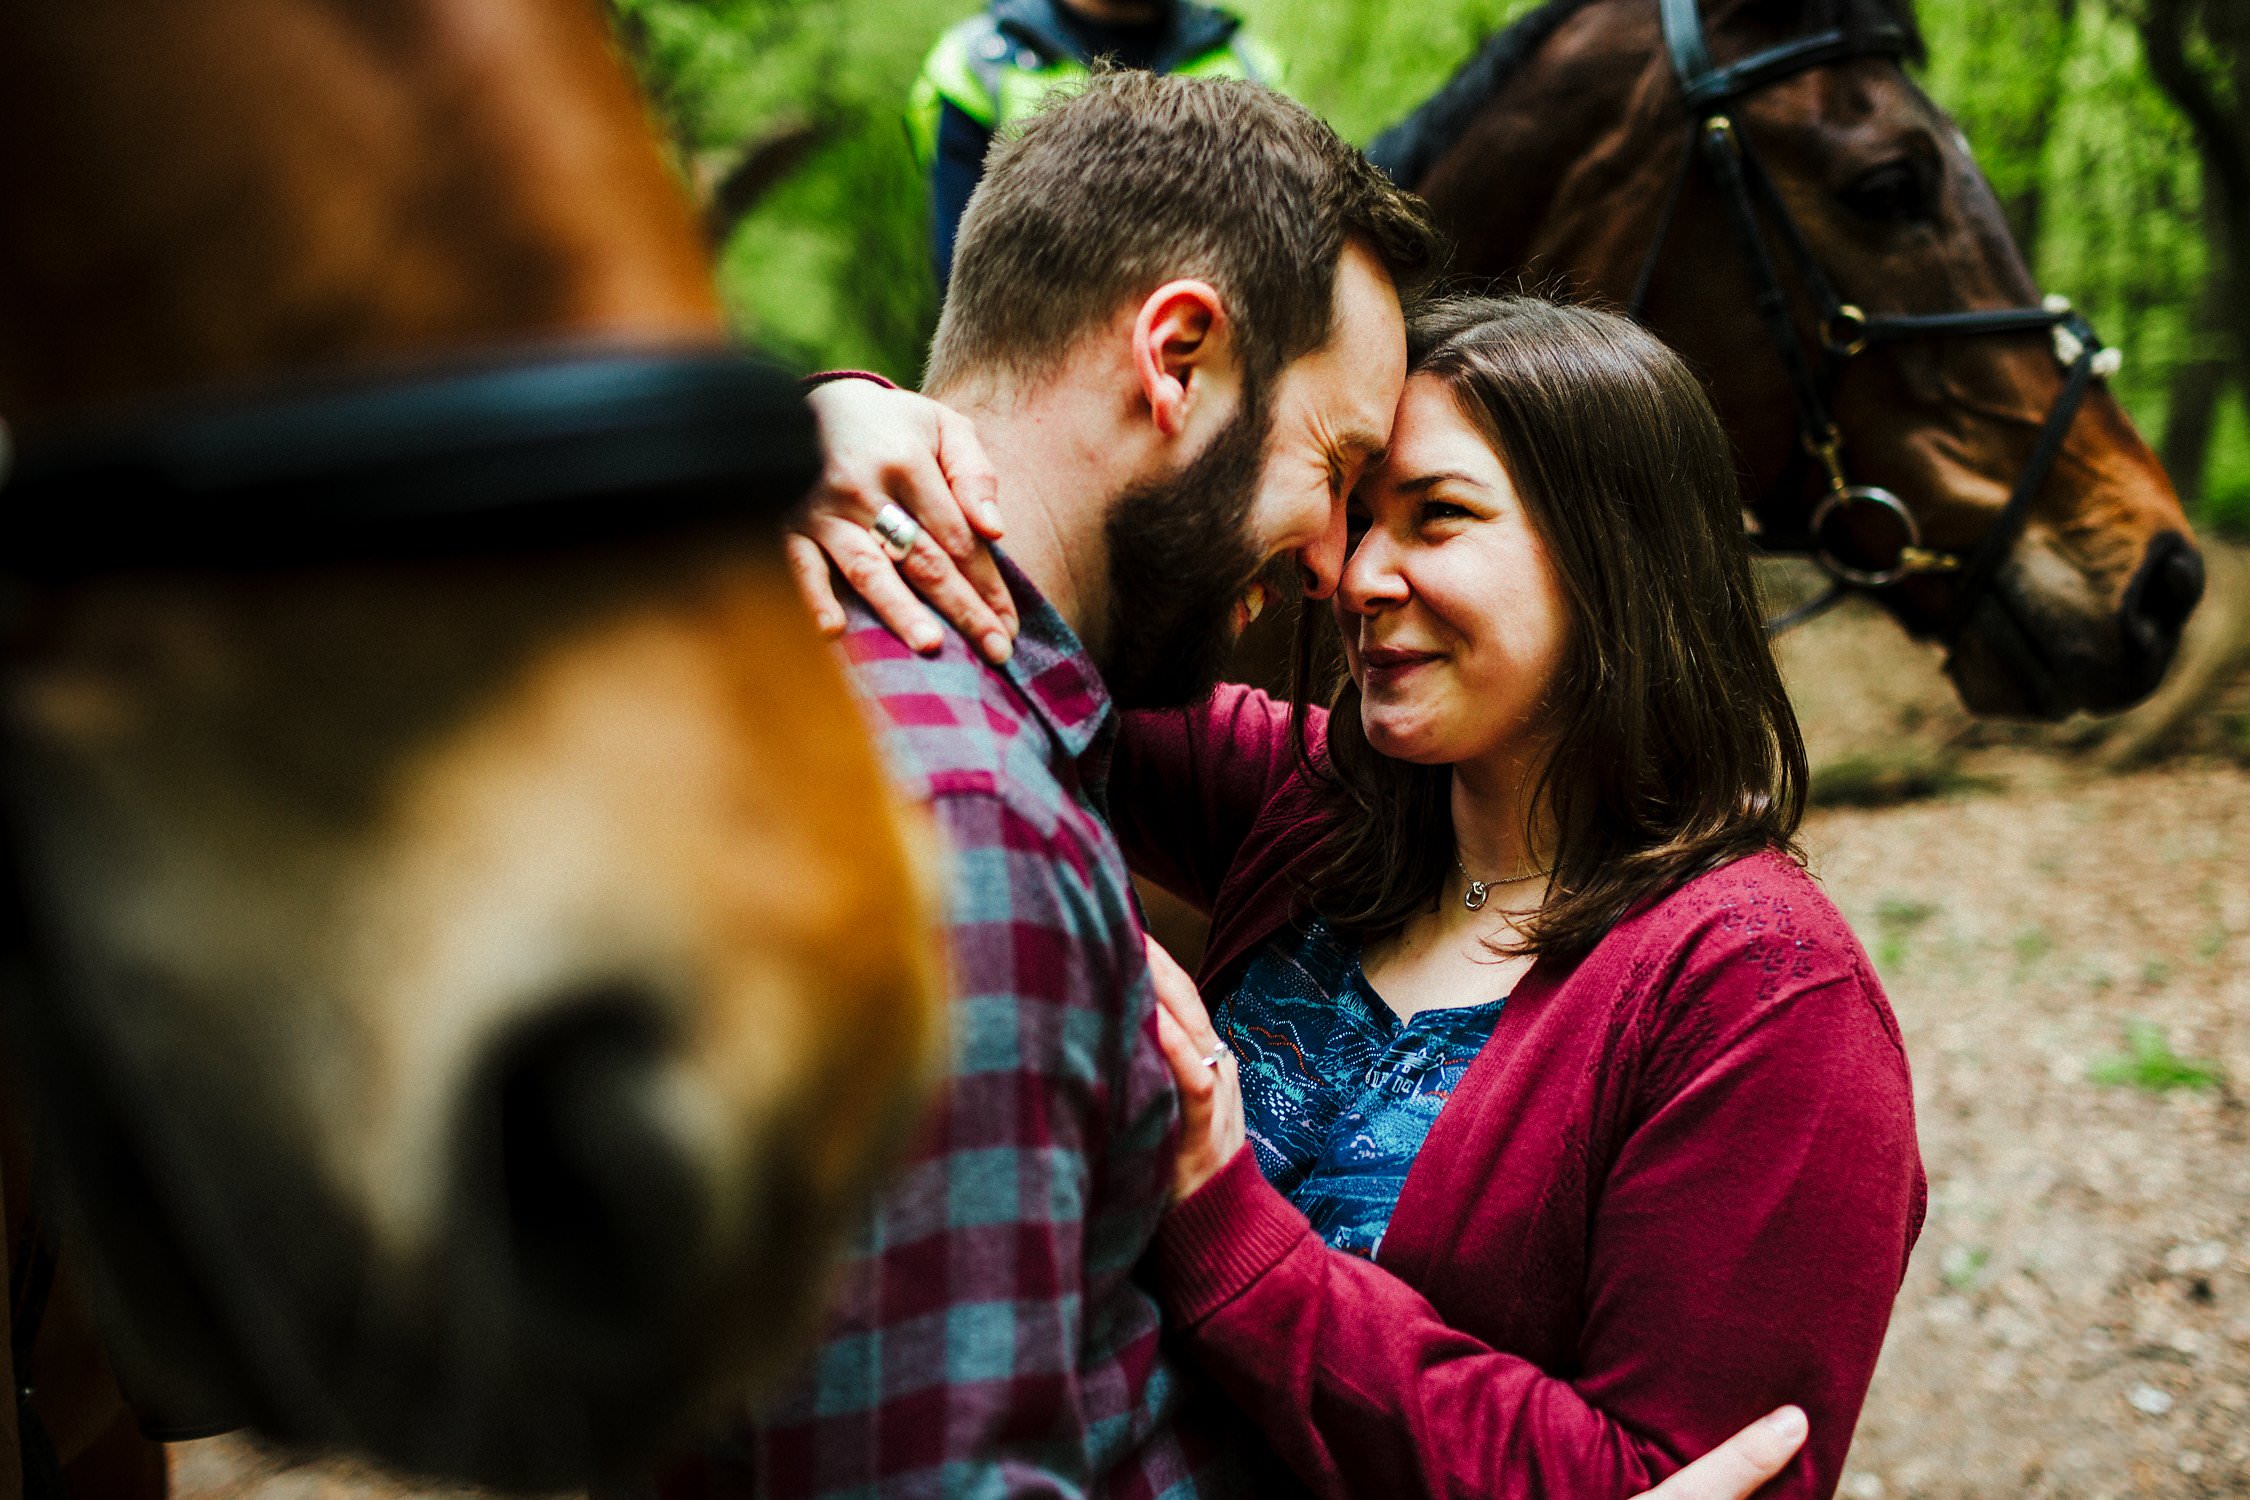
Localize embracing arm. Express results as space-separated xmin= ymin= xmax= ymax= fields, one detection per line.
xmin=784 ymin=384 xmax=1329 ymax=910
xmin=1148 ymin=956 xmax=1920 ymax=1499
xmin=1156 ymin=1155 xmax=1670 ymax=1498
xmin=1109 ymin=687 xmax=1326 ymax=914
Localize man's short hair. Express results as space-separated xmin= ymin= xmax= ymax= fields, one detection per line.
xmin=925 ymin=72 xmax=1440 ymax=395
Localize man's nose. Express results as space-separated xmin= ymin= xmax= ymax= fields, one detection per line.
xmin=1295 ymin=501 xmax=1349 ymax=601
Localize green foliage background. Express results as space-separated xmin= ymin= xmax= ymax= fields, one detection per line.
xmin=612 ymin=0 xmax=2249 ymax=535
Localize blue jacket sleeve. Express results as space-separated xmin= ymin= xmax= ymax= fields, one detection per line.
xmin=931 ymin=101 xmax=990 ymax=285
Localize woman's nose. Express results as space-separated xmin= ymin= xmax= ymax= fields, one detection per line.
xmin=1339 ymin=527 xmax=1410 ymax=615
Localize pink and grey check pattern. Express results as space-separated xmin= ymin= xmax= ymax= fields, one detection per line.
xmin=682 ymin=559 xmax=1238 ymax=1499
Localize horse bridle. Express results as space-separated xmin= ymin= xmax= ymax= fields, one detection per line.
xmin=0 ymin=347 xmax=820 ymax=1490
xmin=1628 ymin=0 xmax=2120 ymax=635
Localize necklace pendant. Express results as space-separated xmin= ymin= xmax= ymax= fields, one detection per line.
xmin=1463 ymin=880 xmax=1490 ymax=911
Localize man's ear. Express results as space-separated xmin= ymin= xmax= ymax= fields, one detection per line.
xmin=1130 ymin=280 xmax=1237 ymax=439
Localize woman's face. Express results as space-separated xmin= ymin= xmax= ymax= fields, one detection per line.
xmin=1336 ymin=373 xmax=1572 ymax=769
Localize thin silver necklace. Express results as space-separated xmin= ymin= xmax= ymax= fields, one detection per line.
xmin=1455 ymin=853 xmax=1552 ymax=911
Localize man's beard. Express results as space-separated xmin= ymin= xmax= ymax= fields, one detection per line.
xmin=1099 ymin=390 xmax=1273 ymax=711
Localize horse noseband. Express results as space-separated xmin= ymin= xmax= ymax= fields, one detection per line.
xmin=0 ymin=346 xmax=820 ymax=576
xmin=1633 ymin=0 xmax=2120 ymax=638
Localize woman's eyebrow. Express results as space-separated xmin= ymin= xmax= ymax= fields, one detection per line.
xmin=1394 ymin=469 xmax=1486 ymax=493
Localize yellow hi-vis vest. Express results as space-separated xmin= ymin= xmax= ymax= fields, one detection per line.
xmin=906 ymin=6 xmax=1280 ymax=170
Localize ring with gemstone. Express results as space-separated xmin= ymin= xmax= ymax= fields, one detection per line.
xmin=1199 ymin=1042 xmax=1229 ymax=1071
xmin=870 ymin=502 xmax=922 ymax=561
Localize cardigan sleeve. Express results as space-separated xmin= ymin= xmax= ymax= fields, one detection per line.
xmin=1154 ymin=1154 xmax=1672 ymax=1499
xmin=1151 ymin=963 xmax=1920 ymax=1500
xmin=1111 ymin=684 xmax=1325 ymax=914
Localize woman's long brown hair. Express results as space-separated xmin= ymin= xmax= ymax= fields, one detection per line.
xmin=1294 ymin=294 xmax=1808 ymax=962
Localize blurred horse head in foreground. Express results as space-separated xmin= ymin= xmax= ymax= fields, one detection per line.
xmin=0 ymin=0 xmax=944 ymax=1487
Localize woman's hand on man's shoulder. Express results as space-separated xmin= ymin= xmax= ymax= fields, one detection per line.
xmin=790 ymin=377 xmax=1019 ymax=664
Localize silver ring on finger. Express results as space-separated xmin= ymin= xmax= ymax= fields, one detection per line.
xmin=870 ymin=502 xmax=922 ymax=562
xmin=1199 ymin=1041 xmax=1230 ymax=1071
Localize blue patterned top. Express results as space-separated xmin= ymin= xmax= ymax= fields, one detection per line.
xmin=1220 ymin=921 xmax=1509 ymax=1260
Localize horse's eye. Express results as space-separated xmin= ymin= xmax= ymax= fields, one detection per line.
xmin=1840 ymin=159 xmax=1938 ymax=224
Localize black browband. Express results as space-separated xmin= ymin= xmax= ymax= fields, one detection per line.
xmin=1636 ymin=0 xmax=2117 ymax=639
xmin=0 ymin=347 xmax=820 ymax=576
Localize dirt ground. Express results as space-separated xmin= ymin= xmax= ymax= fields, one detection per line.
xmin=1769 ymin=570 xmax=2250 ymax=1500
xmin=171 ymin=564 xmax=2250 ymax=1498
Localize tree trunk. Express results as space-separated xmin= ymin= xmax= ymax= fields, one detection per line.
xmin=2163 ymin=353 xmax=2229 ymax=508
xmin=2002 ymin=0 xmax=2082 ymax=259
xmin=2162 ymin=198 xmax=2236 ymax=505
xmin=2136 ymin=0 xmax=2250 ymax=499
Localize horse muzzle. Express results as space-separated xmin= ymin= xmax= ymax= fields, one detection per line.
xmin=1945 ymin=529 xmax=2205 ymax=719
xmin=22 ymin=972 xmax=871 ymax=1492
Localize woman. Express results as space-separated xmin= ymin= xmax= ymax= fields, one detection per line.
xmin=1108 ymin=296 xmax=1921 ymax=1497
xmin=796 ymin=295 xmax=1922 ymax=1497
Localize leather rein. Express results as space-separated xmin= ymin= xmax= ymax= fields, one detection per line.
xmin=1628 ymin=0 xmax=2119 ymax=636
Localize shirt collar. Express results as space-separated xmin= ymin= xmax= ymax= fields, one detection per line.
xmin=995 ymin=549 xmax=1115 ymax=765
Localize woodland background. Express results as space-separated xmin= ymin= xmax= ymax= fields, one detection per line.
xmin=607 ymin=0 xmax=2250 ymax=543
xmin=171 ymin=3 xmax=2250 ymax=1493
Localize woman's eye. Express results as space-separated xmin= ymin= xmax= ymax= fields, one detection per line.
xmin=1420 ymin=500 xmax=1470 ymax=525
xmin=1839 ymin=158 xmax=1939 ymax=224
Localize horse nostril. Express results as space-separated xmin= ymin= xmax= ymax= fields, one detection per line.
xmin=480 ymin=991 xmax=711 ymax=1334
xmin=2124 ymin=532 xmax=2206 ymax=648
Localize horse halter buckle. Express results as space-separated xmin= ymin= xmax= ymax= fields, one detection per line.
xmin=1823 ymin=304 xmax=1870 ymax=359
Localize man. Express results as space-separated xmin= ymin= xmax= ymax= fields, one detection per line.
xmin=906 ymin=0 xmax=1278 ymax=281
xmin=713 ymin=73 xmax=1810 ymax=1500
xmin=690 ymin=71 xmax=1421 ymax=1499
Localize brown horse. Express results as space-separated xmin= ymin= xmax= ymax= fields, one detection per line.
xmin=1372 ymin=0 xmax=2203 ymax=719
xmin=0 ymin=0 xmax=944 ymax=1491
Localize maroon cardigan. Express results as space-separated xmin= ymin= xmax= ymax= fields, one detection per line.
xmin=1111 ymin=686 xmax=1925 ymax=1500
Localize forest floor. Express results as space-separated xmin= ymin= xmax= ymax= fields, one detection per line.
xmin=171 ymin=559 xmax=2250 ymax=1499
xmin=1773 ymin=572 xmax=2250 ymax=1500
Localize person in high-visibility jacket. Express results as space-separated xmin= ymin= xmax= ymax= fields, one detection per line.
xmin=907 ymin=0 xmax=1280 ymax=283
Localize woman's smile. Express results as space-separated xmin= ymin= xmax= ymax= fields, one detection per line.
xmin=1358 ymin=641 xmax=1444 ymax=684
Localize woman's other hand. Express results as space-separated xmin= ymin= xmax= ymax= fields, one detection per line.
xmin=790 ymin=379 xmax=1018 ymax=663
xmin=1145 ymin=934 xmax=1246 ymax=1202
xmin=1632 ymin=1406 xmax=1807 ymax=1500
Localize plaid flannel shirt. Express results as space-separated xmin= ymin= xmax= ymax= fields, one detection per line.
xmin=686 ymin=556 xmax=1237 ymax=1499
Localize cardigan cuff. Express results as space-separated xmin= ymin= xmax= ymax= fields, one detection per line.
xmin=1152 ymin=1145 xmax=1315 ymax=1327
xmin=800 ymin=369 xmax=899 ymax=390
